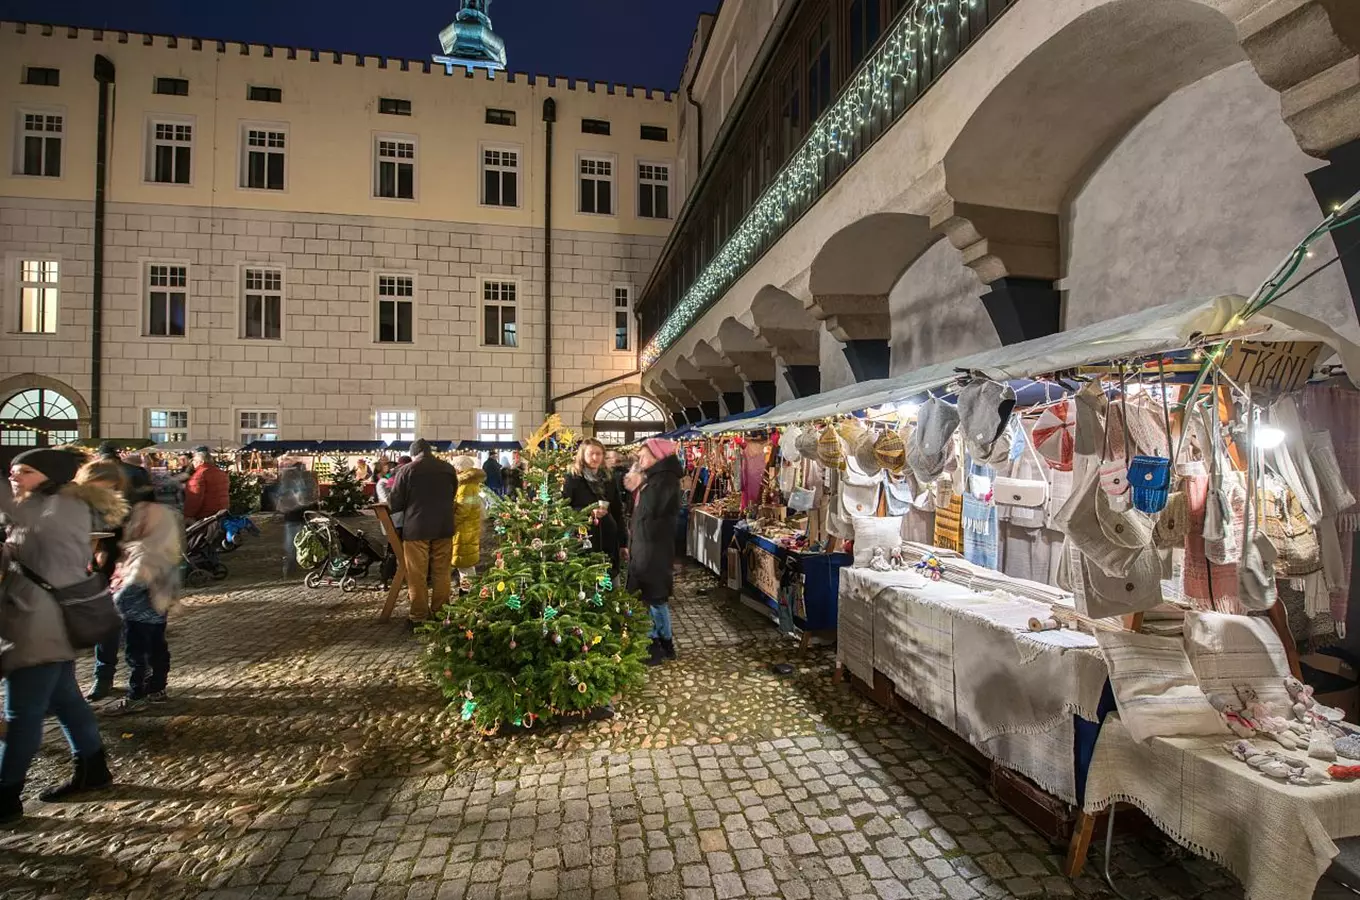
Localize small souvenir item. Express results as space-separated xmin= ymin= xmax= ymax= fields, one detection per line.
xmin=1128 ymin=455 xmax=1171 ymax=514
xmin=555 ymin=550 xmax=568 ymax=561
xmin=914 ymin=553 xmax=945 ymax=581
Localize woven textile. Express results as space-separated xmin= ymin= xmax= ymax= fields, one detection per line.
xmin=1300 ymin=383 xmax=1360 ymax=627
xmin=1084 ymin=717 xmax=1360 ymax=900
xmin=1094 ymin=630 xmax=1226 ymax=743
xmin=1182 ymin=472 xmax=1243 ymax=613
xmin=1183 ymin=610 xmax=1293 ymax=710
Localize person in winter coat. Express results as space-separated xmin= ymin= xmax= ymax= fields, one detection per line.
xmin=105 ymin=490 xmax=184 ymax=715
xmin=482 ymin=453 xmax=504 ymax=496
xmin=606 ymin=450 xmax=634 ymax=521
xmin=1 ymin=448 xmax=125 ymax=826
xmin=182 ymin=448 xmax=229 ymax=522
xmin=276 ymin=457 xmax=320 ymax=576
xmin=374 ymin=456 xmax=411 ymax=536
xmin=451 ymin=456 xmax=486 ymax=588
xmin=387 ymin=440 xmax=457 ymax=627
xmin=626 ymin=438 xmax=683 ymax=667
xmin=563 ymin=439 xmax=626 ymax=575
xmin=73 ymin=460 xmax=133 ymax=701
xmin=95 ymin=441 xmax=152 ymax=506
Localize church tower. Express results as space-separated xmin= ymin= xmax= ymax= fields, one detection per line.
xmin=435 ymin=0 xmax=508 ymax=72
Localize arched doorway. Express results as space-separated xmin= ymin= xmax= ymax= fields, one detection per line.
xmin=1 ymin=387 xmax=80 ymax=448
xmin=592 ymin=395 xmax=667 ymax=446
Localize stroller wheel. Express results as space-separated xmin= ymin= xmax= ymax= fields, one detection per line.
xmin=212 ymin=563 xmax=229 ymax=580
xmin=220 ymin=538 xmax=238 ymax=554
xmin=304 ymin=571 xmax=323 ymax=589
xmin=185 ymin=567 xmax=211 ymax=588
xmin=341 ymin=576 xmax=359 ymax=593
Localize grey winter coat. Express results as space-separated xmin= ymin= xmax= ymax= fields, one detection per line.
xmin=0 ymin=483 xmax=126 ymax=674
xmin=386 ymin=454 xmax=457 ymax=542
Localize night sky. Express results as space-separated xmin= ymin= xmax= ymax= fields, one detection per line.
xmin=0 ymin=0 xmax=715 ymax=89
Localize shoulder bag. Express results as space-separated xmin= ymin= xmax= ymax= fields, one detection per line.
xmin=14 ymin=559 xmax=120 ymax=650
xmin=993 ymin=424 xmax=1049 ymax=510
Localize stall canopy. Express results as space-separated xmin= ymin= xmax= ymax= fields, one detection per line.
xmin=155 ymin=439 xmax=243 ymax=453
xmin=314 ymin=440 xmax=390 ymax=454
xmin=242 ymin=440 xmax=320 ymax=455
xmin=713 ymin=294 xmax=1360 ymax=431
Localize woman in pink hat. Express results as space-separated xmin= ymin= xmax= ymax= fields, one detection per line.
xmin=624 ymin=438 xmax=682 ymax=666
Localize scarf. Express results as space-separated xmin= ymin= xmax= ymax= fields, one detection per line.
xmin=581 ymin=465 xmax=609 ymax=501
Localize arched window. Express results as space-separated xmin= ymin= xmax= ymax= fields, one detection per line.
xmin=1 ymin=388 xmax=79 ymax=448
xmin=592 ymin=395 xmax=666 ymax=446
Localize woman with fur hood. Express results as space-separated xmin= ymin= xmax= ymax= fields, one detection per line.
xmin=451 ymin=456 xmax=486 ymax=588
xmin=1 ymin=448 xmax=127 ymax=826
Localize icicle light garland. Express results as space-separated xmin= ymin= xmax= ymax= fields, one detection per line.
xmin=640 ymin=0 xmax=981 ymax=369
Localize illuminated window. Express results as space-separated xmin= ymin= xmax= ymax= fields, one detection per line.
xmin=376 ymin=410 xmax=417 ymax=444
xmin=613 ymin=286 xmax=632 ymax=352
xmin=481 ymin=280 xmax=518 ymax=348
xmin=17 ymin=259 xmax=58 ymax=333
xmin=477 ymin=411 xmax=515 ymax=442
xmin=148 ymin=409 xmax=189 ymax=444
xmin=239 ymin=410 xmax=279 ymax=445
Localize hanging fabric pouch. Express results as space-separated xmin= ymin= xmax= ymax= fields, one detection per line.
xmin=1153 ymin=490 xmax=1189 ymax=547
xmin=1096 ymin=485 xmax=1155 ymax=550
xmin=1238 ymin=386 xmax=1277 ymax=610
xmin=788 ymin=487 xmax=816 ymax=512
xmin=1128 ymin=455 xmax=1171 ymax=514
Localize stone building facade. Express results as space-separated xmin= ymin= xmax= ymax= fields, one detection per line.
xmin=0 ymin=21 xmax=678 ymax=447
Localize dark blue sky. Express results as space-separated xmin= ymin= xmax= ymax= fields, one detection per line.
xmin=0 ymin=0 xmax=715 ymax=89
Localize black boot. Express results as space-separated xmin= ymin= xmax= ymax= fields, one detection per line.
xmin=660 ymin=638 xmax=676 ymax=660
xmin=0 ymin=784 xmax=21 ymax=827
xmin=39 ymin=749 xmax=113 ymax=802
xmin=84 ymin=677 xmax=114 ymax=702
xmin=644 ymin=639 xmax=666 ymax=667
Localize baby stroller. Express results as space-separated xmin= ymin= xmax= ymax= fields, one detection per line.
xmin=184 ymin=510 xmax=230 ymax=586
xmin=220 ymin=513 xmax=260 ymax=553
xmin=298 ymin=511 xmax=384 ymax=592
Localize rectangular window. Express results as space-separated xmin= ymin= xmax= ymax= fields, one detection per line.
xmin=847 ymin=0 xmax=883 ymax=70
xmin=640 ymin=124 xmax=669 ymax=142
xmin=22 ymin=67 xmax=59 ymax=87
xmin=247 ymin=85 xmax=282 ymax=103
xmin=613 ymin=286 xmax=631 ymax=352
xmin=481 ymin=280 xmax=518 ymax=348
xmin=148 ymin=120 xmax=192 ymax=184
xmin=16 ymin=111 xmax=62 ymax=177
xmin=376 ymin=274 xmax=414 ymax=343
xmin=154 ymin=77 xmax=189 ymax=96
xmin=242 ymin=267 xmax=283 ymax=340
xmin=481 ymin=147 xmax=519 ymax=208
xmin=376 ymin=409 xmax=417 ymax=444
xmin=375 ymin=137 xmax=416 ymax=200
xmin=477 ymin=411 xmax=515 ymax=443
xmin=637 ymin=162 xmax=670 ymax=219
xmin=148 ymin=409 xmax=189 ymax=444
xmin=485 ymin=108 xmax=516 ymax=126
xmin=581 ymin=118 xmax=611 ymax=136
xmin=579 ymin=157 xmax=613 ymax=215
xmin=378 ymin=97 xmax=412 ymax=116
xmin=17 ymin=259 xmax=58 ymax=334
xmin=146 ymin=264 xmax=188 ymax=337
xmin=239 ymin=410 xmax=279 ymax=445
xmin=806 ymin=18 xmax=833 ymax=124
xmin=242 ymin=127 xmax=286 ymax=190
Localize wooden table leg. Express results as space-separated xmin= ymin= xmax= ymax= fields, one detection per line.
xmin=833 ymin=661 xmax=844 ymax=685
xmin=799 ymin=631 xmax=812 ymax=656
xmin=1064 ymin=810 xmax=1097 ymax=878
xmin=374 ymin=505 xmax=407 ymax=623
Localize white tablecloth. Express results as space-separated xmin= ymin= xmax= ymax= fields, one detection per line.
xmin=1085 ymin=717 xmax=1360 ymax=900
xmin=687 ymin=509 xmax=731 ymax=577
xmin=839 ymin=566 xmax=1107 ymax=802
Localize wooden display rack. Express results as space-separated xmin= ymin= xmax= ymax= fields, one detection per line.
xmin=371 ymin=504 xmax=408 ymax=622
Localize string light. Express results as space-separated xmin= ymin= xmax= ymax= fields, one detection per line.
xmin=641 ymin=0 xmax=979 ymax=368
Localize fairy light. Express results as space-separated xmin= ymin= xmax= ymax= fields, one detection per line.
xmin=640 ymin=0 xmax=979 ymax=368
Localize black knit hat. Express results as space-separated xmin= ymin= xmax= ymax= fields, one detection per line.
xmin=12 ymin=447 xmax=82 ymax=489
xmin=95 ymin=440 xmax=120 ymax=459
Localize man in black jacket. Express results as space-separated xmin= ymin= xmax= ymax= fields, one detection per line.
xmin=387 ymin=439 xmax=457 ymax=627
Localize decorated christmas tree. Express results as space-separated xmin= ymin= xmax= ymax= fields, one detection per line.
xmin=422 ymin=430 xmax=648 ymax=731
xmin=323 ymin=456 xmax=366 ymax=516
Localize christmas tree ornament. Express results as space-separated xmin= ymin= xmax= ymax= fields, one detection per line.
xmin=592 ymin=635 xmax=602 ymax=645
xmin=496 ymin=581 xmax=506 ymax=593
xmin=567 ymin=674 xmax=579 ymax=686
xmin=599 ymin=574 xmax=614 ymax=591
xmin=578 ymin=590 xmax=586 ymax=601
xmin=577 ymin=681 xmax=588 ymax=694
xmin=551 ymin=631 xmax=562 ymax=645
xmin=466 ymin=649 xmax=475 ymax=659
xmin=582 ymin=643 xmax=590 ymax=654
xmin=543 ymin=606 xmax=558 ymax=620
xmin=505 ymin=594 xmax=521 ymax=610
xmin=555 ymin=550 xmax=568 ymax=561
xmin=479 ymin=586 xmax=491 ymax=599
xmin=581 ymin=537 xmax=593 ymax=549
xmin=531 ymin=538 xmax=544 ymax=551
xmin=612 ymin=653 xmax=622 ymax=663
xmin=509 ymin=638 xmax=517 ymax=649
xmin=572 ymin=627 xmax=583 ymax=637
xmin=460 ymin=698 xmax=477 ymax=721
xmin=465 ymin=629 xmax=474 ymax=640
xmin=443 ymin=668 xmax=452 ymax=678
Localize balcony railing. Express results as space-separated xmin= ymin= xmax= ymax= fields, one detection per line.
xmin=639 ymin=0 xmax=1014 ymax=367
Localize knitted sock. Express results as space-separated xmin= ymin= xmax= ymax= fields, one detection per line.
xmin=1335 ymin=734 xmax=1360 ymax=760
xmin=1327 ymin=765 xmax=1360 ymax=780
xmin=1309 ymin=730 xmax=1338 ymax=761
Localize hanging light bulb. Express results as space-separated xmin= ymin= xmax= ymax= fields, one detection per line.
xmin=1255 ymin=425 xmax=1286 ymax=450
xmin=896 ymin=402 xmax=920 ymax=420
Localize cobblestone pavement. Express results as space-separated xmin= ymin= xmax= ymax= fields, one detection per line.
xmin=0 ymin=517 xmax=1247 ymax=900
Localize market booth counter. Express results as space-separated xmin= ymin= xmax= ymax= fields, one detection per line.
xmin=686 ymin=503 xmax=740 ymax=578
xmin=733 ymin=521 xmax=851 ymax=640
xmin=695 ymin=256 xmax=1360 ymax=898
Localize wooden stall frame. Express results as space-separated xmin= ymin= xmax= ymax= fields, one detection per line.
xmin=372 ymin=504 xmax=407 ymax=623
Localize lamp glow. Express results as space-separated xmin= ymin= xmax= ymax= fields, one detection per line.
xmin=1255 ymin=425 xmax=1286 ymax=450
xmin=897 ymin=402 xmax=920 ymax=420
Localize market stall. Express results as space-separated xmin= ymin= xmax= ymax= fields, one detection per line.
xmin=677 ymin=195 xmax=1360 ymax=896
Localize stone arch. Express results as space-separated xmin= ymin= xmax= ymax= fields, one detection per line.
xmin=580 ymin=383 xmax=672 ymax=429
xmin=942 ymin=0 xmax=1246 ymax=217
xmin=808 ymin=213 xmax=940 ymax=300
xmin=0 ymin=373 xmax=91 ymax=424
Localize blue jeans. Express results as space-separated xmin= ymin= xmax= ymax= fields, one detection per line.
xmin=1 ymin=661 xmax=104 ymax=788
xmin=284 ymin=519 xmax=303 ymax=573
xmin=648 ymin=604 xmax=673 ymax=640
xmin=93 ymin=629 xmax=121 ymax=683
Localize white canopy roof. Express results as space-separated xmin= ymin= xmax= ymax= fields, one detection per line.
xmin=699 ymin=294 xmax=1360 ymax=433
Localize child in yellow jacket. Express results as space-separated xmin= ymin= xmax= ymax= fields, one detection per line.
xmin=451 ymin=456 xmax=486 ymax=588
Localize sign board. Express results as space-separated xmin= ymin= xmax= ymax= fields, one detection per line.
xmin=748 ymin=545 xmax=783 ymax=601
xmin=1221 ymin=340 xmax=1323 ymax=393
